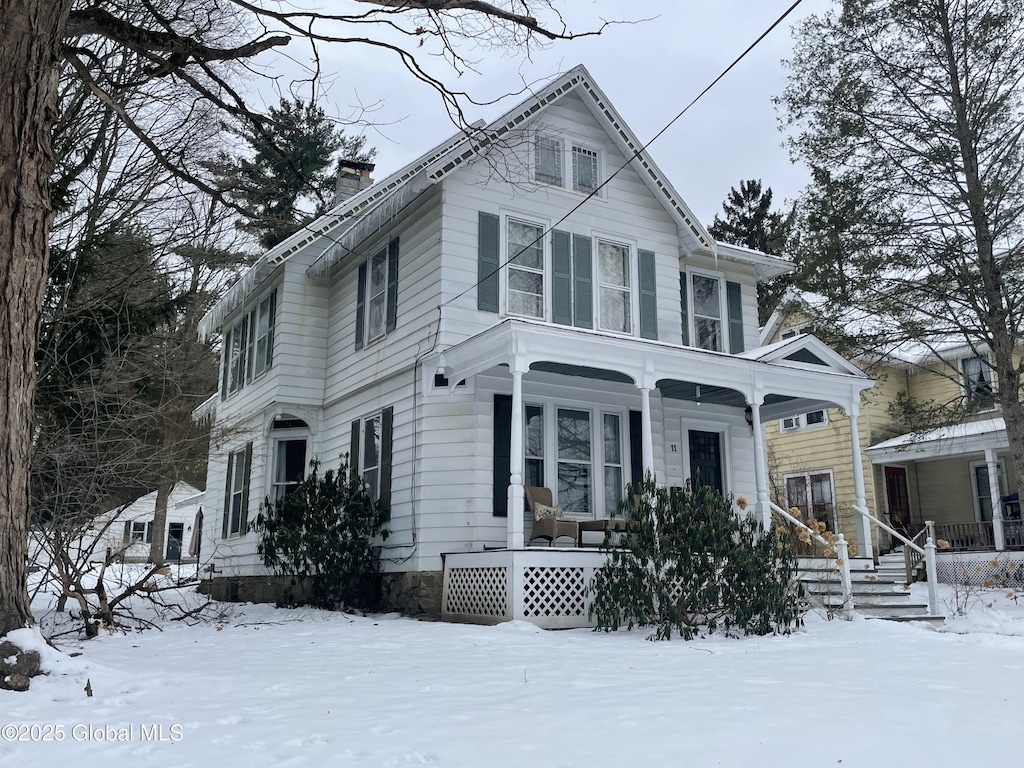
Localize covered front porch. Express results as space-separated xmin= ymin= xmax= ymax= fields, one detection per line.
xmin=867 ymin=418 xmax=1024 ymax=585
xmin=436 ymin=320 xmax=875 ymax=625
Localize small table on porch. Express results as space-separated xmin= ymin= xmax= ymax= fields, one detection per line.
xmin=577 ymin=518 xmax=631 ymax=548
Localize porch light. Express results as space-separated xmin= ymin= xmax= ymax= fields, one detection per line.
xmin=744 ymin=405 xmax=754 ymax=429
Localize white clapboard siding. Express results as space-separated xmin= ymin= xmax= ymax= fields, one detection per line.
xmin=324 ymin=186 xmax=443 ymax=406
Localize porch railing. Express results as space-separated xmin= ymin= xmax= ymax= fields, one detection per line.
xmin=1004 ymin=520 xmax=1024 ymax=550
xmin=770 ymin=501 xmax=853 ymax=620
xmin=931 ymin=520 xmax=995 ymax=551
xmin=904 ymin=527 xmax=928 ymax=585
xmin=852 ymin=505 xmax=938 ymax=616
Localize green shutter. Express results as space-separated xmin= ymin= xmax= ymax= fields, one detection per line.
xmin=572 ymin=234 xmax=593 ymax=329
xmin=478 ymin=212 xmax=500 ymax=312
xmin=266 ymin=289 xmax=277 ymax=370
xmin=679 ymin=272 xmax=690 ymax=346
xmin=726 ymin=281 xmax=744 ymax=353
xmin=124 ymin=520 xmax=132 ymax=541
xmin=386 ymin=237 xmax=399 ymax=333
xmin=551 ymin=230 xmax=572 ymax=325
xmin=355 ymin=262 xmax=367 ymax=350
xmin=629 ymin=410 xmax=643 ymax=486
xmin=239 ymin=443 xmax=253 ymax=534
xmin=493 ymin=394 xmax=512 ymax=517
xmin=349 ymin=419 xmax=361 ymax=481
xmin=379 ymin=406 xmax=394 ymax=521
xmin=638 ymin=249 xmax=658 ymax=340
xmin=220 ymin=328 xmax=230 ymax=400
xmin=222 ymin=450 xmax=233 ymax=539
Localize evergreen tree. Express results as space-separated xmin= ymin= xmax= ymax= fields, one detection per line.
xmin=212 ymin=98 xmax=375 ymax=250
xmin=778 ymin=0 xmax=1024 ymax=490
xmin=707 ymin=179 xmax=794 ymax=324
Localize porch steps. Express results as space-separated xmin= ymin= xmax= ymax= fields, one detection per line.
xmin=795 ymin=557 xmax=943 ymax=625
xmin=875 ymin=551 xmax=914 ymax=584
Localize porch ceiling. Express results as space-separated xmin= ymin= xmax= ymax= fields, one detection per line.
xmin=437 ymin=319 xmax=874 ymax=412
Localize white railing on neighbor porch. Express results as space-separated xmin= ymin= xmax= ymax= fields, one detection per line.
xmin=853 ymin=505 xmax=938 ymax=616
xmin=769 ymin=501 xmax=853 ymax=620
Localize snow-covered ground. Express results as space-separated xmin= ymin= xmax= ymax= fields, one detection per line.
xmin=3 ymin=579 xmax=1022 ymax=768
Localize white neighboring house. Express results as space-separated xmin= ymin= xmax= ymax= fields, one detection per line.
xmin=92 ymin=483 xmax=205 ymax=563
xmin=197 ymin=65 xmax=876 ymax=624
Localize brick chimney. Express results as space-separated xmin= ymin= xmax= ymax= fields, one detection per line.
xmin=333 ymin=159 xmax=375 ymax=207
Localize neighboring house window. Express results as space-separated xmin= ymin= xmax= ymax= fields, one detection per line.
xmin=223 ymin=443 xmax=253 ymax=538
xmin=355 ymin=238 xmax=399 ymax=350
xmin=350 ymin=407 xmax=394 ymax=519
xmin=506 ymin=218 xmax=546 ymax=318
xmin=784 ymin=471 xmax=836 ymax=530
xmin=780 ymin=410 xmax=827 ymax=432
xmin=123 ymin=521 xmax=152 ymax=543
xmin=680 ymin=270 xmax=744 ymax=353
xmin=221 ymin=288 xmax=276 ymax=399
xmin=961 ymin=356 xmax=995 ymax=407
xmin=534 ymin=135 xmax=563 ymax=185
xmin=572 ymin=145 xmax=599 ymax=193
xmin=597 ymin=239 xmax=631 ymax=333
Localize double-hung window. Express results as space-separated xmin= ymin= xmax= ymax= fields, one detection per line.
xmin=525 ymin=405 xmax=545 ymax=489
xmin=123 ymin=521 xmax=152 ymax=543
xmin=221 ymin=289 xmax=276 ymax=399
xmin=506 ymin=218 xmax=545 ymax=318
xmin=361 ymin=414 xmax=382 ymax=501
xmin=961 ymin=356 xmax=995 ymax=408
xmin=597 ymin=239 xmax=631 ymax=333
xmin=350 ymin=407 xmax=393 ymax=519
xmin=367 ymin=247 xmax=388 ymax=343
xmin=691 ymin=273 xmax=723 ymax=352
xmin=557 ymin=408 xmax=592 ymax=517
xmin=534 ymin=136 xmax=563 ymax=185
xmin=602 ymin=413 xmax=624 ymax=517
xmin=355 ymin=238 xmax=399 ymax=350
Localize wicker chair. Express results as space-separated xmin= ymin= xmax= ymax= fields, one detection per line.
xmin=525 ymin=486 xmax=578 ymax=546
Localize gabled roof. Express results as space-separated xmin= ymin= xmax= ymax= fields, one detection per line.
xmin=200 ymin=64 xmax=792 ymax=338
xmin=740 ymin=333 xmax=868 ymax=378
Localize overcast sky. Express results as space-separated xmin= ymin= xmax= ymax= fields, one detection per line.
xmin=265 ymin=0 xmax=835 ymax=226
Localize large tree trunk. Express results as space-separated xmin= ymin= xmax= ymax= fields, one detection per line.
xmin=0 ymin=0 xmax=73 ymax=637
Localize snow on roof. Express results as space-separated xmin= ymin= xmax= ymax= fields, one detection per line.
xmin=866 ymin=417 xmax=1007 ymax=461
xmin=200 ymin=64 xmax=792 ymax=338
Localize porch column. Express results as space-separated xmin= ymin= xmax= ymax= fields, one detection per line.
xmin=749 ymin=395 xmax=772 ymax=531
xmin=985 ymin=447 xmax=1005 ymax=551
xmin=639 ymin=386 xmax=655 ymax=482
xmin=507 ymin=367 xmax=525 ymax=549
xmin=847 ymin=400 xmax=874 ymax=560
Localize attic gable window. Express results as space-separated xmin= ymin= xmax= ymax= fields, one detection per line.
xmin=572 ymin=145 xmax=599 ymax=193
xmin=535 ymin=135 xmax=563 ymax=186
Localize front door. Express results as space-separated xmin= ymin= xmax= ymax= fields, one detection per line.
xmin=166 ymin=523 xmax=184 ymax=561
xmin=884 ymin=466 xmax=912 ymax=535
xmin=688 ymin=430 xmax=723 ymax=494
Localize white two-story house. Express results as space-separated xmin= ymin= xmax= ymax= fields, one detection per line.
xmin=197 ymin=65 xmax=875 ymax=626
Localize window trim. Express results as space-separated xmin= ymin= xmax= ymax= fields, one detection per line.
xmin=269 ymin=431 xmax=309 ymax=503
xmin=505 ymin=216 xmax=548 ymax=320
xmin=534 ymin=134 xmax=564 ymax=186
xmin=683 ymin=267 xmax=728 ymax=353
xmin=366 ymin=245 xmax=389 ymax=344
xmin=968 ymin=458 xmax=1006 ymax=523
xmin=595 ymin=237 xmax=634 ymax=335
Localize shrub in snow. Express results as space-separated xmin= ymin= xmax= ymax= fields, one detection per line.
xmin=589 ymin=476 xmax=804 ymax=640
xmin=251 ymin=457 xmax=388 ymax=610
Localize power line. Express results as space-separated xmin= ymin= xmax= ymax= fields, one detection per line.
xmin=441 ymin=0 xmax=805 ymax=310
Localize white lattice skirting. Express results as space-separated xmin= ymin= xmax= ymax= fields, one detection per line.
xmin=934 ymin=551 xmax=1024 ymax=587
xmin=442 ymin=549 xmax=609 ymax=629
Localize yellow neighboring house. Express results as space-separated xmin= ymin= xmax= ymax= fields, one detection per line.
xmin=761 ymin=296 xmax=1022 ymax=575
